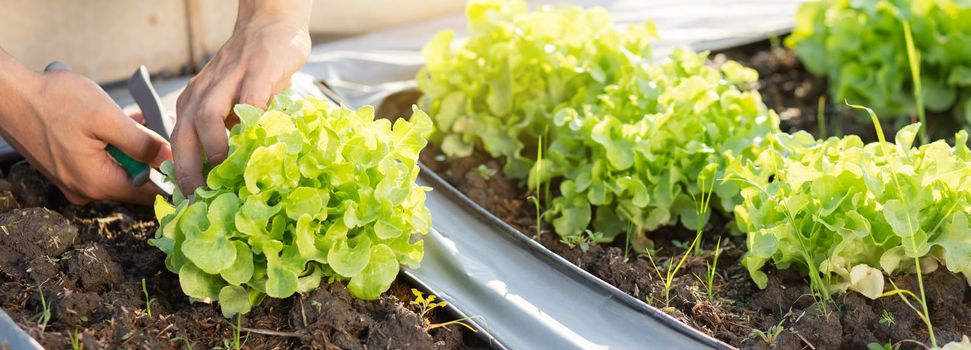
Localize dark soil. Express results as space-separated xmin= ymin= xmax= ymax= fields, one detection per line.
xmin=380 ymin=41 xmax=971 ymax=349
xmin=0 ymin=160 xmax=482 ymax=349
xmin=713 ymin=40 xmax=960 ymax=142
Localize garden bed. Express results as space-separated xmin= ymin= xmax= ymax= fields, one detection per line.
xmin=0 ymin=162 xmax=483 ymax=349
xmin=378 ymin=40 xmax=971 ymax=349
xmin=714 ymin=40 xmax=958 ymax=142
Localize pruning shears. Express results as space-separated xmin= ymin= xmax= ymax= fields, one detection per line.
xmin=44 ymin=62 xmax=176 ymax=196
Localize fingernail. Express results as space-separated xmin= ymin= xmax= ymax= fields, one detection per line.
xmin=152 ymin=146 xmax=172 ymax=167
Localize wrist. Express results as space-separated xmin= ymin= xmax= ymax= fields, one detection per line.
xmin=0 ymin=52 xmax=42 ymax=127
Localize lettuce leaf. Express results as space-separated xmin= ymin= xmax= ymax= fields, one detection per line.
xmin=731 ymin=123 xmax=971 ymax=297
xmin=152 ymin=96 xmax=433 ymax=318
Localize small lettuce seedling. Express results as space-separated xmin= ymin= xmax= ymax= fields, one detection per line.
xmin=152 ymin=96 xmax=434 ymax=318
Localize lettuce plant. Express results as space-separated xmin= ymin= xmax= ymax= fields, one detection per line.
xmin=787 ymin=0 xmax=971 ymax=124
xmin=540 ymin=51 xmax=779 ymax=240
xmin=730 ymin=123 xmax=971 ymax=299
xmin=151 ymin=96 xmax=433 ymax=317
xmin=418 ymin=0 xmax=657 ymax=178
xmin=419 ymin=0 xmax=779 ymax=241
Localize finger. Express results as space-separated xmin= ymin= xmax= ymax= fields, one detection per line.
xmin=106 ymin=182 xmax=160 ymax=206
xmin=92 ymin=152 xmax=159 ymax=205
xmin=93 ymin=109 xmax=171 ymax=168
xmin=129 ymin=112 xmax=145 ymax=124
xmin=171 ymin=121 xmax=205 ymax=197
xmin=239 ymin=74 xmax=275 ymax=110
xmin=57 ymin=185 xmax=93 ymax=206
xmin=190 ymin=76 xmax=240 ymax=165
xmin=271 ymin=76 xmax=291 ymax=96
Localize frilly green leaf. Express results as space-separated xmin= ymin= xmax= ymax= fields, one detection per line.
xmin=154 ymin=97 xmax=432 ymax=316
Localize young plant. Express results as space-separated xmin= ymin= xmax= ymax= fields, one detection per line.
xmin=527 ymin=133 xmax=545 ymax=239
xmin=409 ymin=288 xmax=477 ymax=332
xmin=559 ymin=230 xmax=603 ymax=252
xmin=879 ymin=309 xmax=895 ymax=327
xmin=852 ymin=104 xmax=935 ymax=347
xmin=695 ymin=236 xmax=722 ymax=301
xmin=68 ymin=328 xmax=83 ymax=350
xmin=142 ymin=278 xmax=154 ymax=318
xmin=750 ymin=324 xmax=784 ymax=346
xmin=29 ymin=285 xmax=51 ymax=331
xmin=152 ymin=96 xmax=434 ymax=318
xmin=647 ymin=176 xmax=714 ymax=308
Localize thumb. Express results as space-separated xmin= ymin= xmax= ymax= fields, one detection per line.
xmin=94 ymin=110 xmax=172 ymax=168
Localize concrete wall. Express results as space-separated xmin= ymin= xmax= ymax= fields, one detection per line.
xmin=0 ymin=0 xmax=464 ymax=84
xmin=0 ymin=1 xmax=192 ymax=83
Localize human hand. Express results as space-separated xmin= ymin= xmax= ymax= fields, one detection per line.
xmin=172 ymin=0 xmax=312 ymax=196
xmin=0 ymin=67 xmax=172 ymax=205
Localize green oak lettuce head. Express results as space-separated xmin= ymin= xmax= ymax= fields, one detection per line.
xmin=151 ymin=96 xmax=433 ymax=318
xmin=541 ymin=50 xmax=780 ymax=241
xmin=418 ymin=0 xmax=657 ymax=178
xmin=731 ymin=124 xmax=971 ymax=299
xmin=787 ymin=0 xmax=971 ymax=124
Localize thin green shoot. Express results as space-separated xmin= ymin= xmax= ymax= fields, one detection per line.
xmin=227 ymin=315 xmax=246 ymax=350
xmin=541 ymin=126 xmax=551 ymax=234
xmin=529 ymin=135 xmax=543 ymax=239
xmin=410 ymin=289 xmax=478 ymax=332
xmin=698 ymin=236 xmax=722 ymax=301
xmin=527 ymin=195 xmax=541 ymax=239
xmin=817 ymin=95 xmax=827 ymax=139
xmin=528 ymin=129 xmax=545 ymax=239
xmin=901 ymin=19 xmax=928 ymax=145
xmin=29 ymin=285 xmax=51 ymax=331
xmin=170 ymin=335 xmax=194 ymax=349
xmin=142 ymin=278 xmax=154 ymax=318
xmin=693 ymin=236 xmax=704 ymax=257
xmin=69 ymin=328 xmax=83 ymax=350
xmin=848 ymin=102 xmax=935 ymax=347
xmin=647 ymin=176 xmax=714 ymax=308
xmin=881 ymin=280 xmax=937 ymax=344
xmin=623 ymin=221 xmax=634 ymax=261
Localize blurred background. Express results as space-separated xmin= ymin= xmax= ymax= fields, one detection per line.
xmin=0 ymin=0 xmax=465 ymax=84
